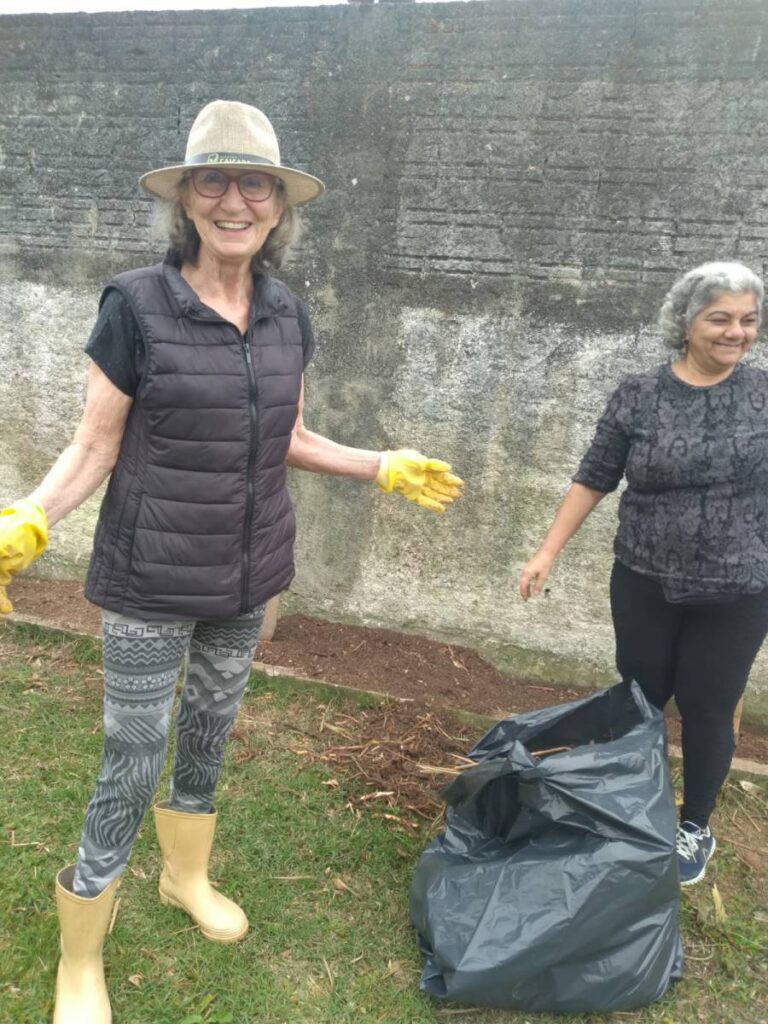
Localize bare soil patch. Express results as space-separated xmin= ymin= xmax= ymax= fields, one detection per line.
xmin=7 ymin=576 xmax=768 ymax=764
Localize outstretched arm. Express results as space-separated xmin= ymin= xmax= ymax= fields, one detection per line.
xmin=30 ymin=362 xmax=133 ymax=526
xmin=286 ymin=379 xmax=381 ymax=480
xmin=0 ymin=362 xmax=132 ymax=612
xmin=286 ymin=378 xmax=463 ymax=512
xmin=519 ymin=482 xmax=606 ymax=601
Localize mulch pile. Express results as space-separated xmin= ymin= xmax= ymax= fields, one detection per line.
xmin=315 ymin=704 xmax=477 ymax=826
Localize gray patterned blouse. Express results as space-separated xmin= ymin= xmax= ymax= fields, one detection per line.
xmin=573 ymin=362 xmax=768 ymax=601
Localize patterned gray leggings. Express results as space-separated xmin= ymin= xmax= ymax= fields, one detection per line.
xmin=72 ymin=606 xmax=264 ymax=897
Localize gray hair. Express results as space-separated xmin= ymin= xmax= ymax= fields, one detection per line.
xmin=658 ymin=261 xmax=764 ymax=350
xmin=151 ymin=176 xmax=302 ymax=273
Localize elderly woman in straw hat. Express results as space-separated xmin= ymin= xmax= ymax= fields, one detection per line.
xmin=0 ymin=100 xmax=462 ymax=1023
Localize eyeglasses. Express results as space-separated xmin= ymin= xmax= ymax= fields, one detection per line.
xmin=190 ymin=168 xmax=278 ymax=202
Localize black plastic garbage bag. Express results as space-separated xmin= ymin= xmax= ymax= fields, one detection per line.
xmin=409 ymin=681 xmax=683 ymax=1013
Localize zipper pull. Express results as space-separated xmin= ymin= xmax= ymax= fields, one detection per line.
xmin=242 ymin=338 xmax=253 ymax=368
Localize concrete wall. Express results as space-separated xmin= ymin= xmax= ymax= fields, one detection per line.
xmin=3 ymin=0 xmax=768 ymax=718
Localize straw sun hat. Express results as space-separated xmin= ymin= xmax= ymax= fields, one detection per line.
xmin=139 ymin=100 xmax=325 ymax=206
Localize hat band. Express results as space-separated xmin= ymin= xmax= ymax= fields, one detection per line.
xmin=187 ymin=152 xmax=276 ymax=167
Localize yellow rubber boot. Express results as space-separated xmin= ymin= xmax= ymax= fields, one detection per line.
xmin=53 ymin=866 xmax=119 ymax=1024
xmin=154 ymin=803 xmax=248 ymax=943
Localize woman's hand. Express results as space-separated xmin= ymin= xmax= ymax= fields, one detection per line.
xmin=519 ymin=549 xmax=556 ymax=602
xmin=0 ymin=499 xmax=49 ymax=613
xmin=376 ymin=450 xmax=464 ymax=513
xmin=519 ymin=484 xmax=608 ymax=602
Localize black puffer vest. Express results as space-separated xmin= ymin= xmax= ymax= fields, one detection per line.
xmin=85 ymin=254 xmax=303 ymax=620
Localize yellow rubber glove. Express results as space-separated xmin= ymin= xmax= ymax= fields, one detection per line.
xmin=375 ymin=449 xmax=464 ymax=513
xmin=0 ymin=499 xmax=48 ymax=614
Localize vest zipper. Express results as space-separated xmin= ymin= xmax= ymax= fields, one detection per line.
xmin=241 ymin=332 xmax=259 ymax=614
xmin=183 ymin=299 xmax=262 ymax=616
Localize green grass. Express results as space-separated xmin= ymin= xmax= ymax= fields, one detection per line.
xmin=1 ymin=620 xmax=767 ymax=1024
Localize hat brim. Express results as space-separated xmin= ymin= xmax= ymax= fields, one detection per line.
xmin=139 ymin=161 xmax=325 ymax=206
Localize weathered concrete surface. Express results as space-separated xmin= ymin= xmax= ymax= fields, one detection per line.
xmin=3 ymin=0 xmax=768 ymax=719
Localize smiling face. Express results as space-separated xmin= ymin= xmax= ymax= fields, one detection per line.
xmin=685 ymin=291 xmax=759 ymax=375
xmin=181 ymin=170 xmax=284 ymax=268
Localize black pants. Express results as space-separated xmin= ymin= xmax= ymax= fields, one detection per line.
xmin=610 ymin=560 xmax=768 ymax=827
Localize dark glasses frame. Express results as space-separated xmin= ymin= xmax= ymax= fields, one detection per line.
xmin=189 ymin=167 xmax=279 ymax=203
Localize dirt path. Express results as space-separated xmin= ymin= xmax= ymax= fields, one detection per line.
xmin=6 ymin=576 xmax=768 ymax=764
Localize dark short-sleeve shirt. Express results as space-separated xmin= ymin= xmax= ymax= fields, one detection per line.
xmin=573 ymin=362 xmax=768 ymax=600
xmin=85 ymin=285 xmax=316 ymax=398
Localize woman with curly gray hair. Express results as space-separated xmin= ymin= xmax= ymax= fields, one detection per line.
xmin=520 ymin=260 xmax=767 ymax=887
